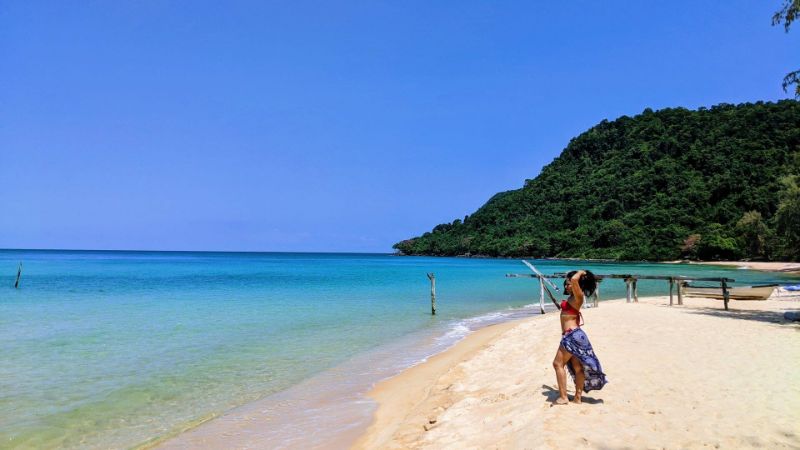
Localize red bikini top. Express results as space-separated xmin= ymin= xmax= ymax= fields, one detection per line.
xmin=561 ymin=300 xmax=584 ymax=326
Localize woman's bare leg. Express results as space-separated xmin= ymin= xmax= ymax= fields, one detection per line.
xmin=570 ymin=357 xmax=584 ymax=403
xmin=552 ymin=346 xmax=572 ymax=405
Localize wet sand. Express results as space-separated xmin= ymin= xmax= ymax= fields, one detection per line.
xmin=355 ymin=295 xmax=800 ymax=449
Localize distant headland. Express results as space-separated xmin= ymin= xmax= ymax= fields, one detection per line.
xmin=394 ymin=100 xmax=800 ymax=262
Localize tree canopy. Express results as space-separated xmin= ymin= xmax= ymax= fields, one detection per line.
xmin=394 ymin=101 xmax=800 ymax=261
xmin=773 ymin=0 xmax=800 ymax=97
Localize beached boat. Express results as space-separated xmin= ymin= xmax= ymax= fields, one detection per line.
xmin=682 ymin=284 xmax=778 ymax=300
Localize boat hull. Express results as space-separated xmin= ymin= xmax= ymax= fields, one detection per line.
xmin=683 ymin=285 xmax=777 ymax=301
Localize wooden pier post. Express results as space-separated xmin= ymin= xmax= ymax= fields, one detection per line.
xmin=721 ymin=279 xmax=730 ymax=311
xmin=427 ymin=273 xmax=436 ymax=315
xmin=625 ymin=278 xmax=632 ymax=303
xmin=669 ymin=278 xmax=674 ymax=306
xmin=593 ymin=281 xmax=600 ymax=307
xmin=538 ymin=276 xmax=546 ymax=314
xmin=677 ymin=281 xmax=684 ymax=306
xmin=633 ymin=279 xmax=639 ymax=302
xmin=14 ymin=263 xmax=22 ymax=289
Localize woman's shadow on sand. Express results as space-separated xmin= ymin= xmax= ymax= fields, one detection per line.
xmin=541 ymin=384 xmax=604 ymax=405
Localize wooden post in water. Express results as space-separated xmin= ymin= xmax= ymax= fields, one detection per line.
xmin=669 ymin=278 xmax=674 ymax=306
xmin=427 ymin=273 xmax=436 ymax=315
xmin=14 ymin=262 xmax=22 ymax=289
xmin=721 ymin=279 xmax=730 ymax=311
xmin=633 ymin=279 xmax=639 ymax=302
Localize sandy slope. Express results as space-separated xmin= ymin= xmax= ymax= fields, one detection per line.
xmin=354 ymin=296 xmax=800 ymax=449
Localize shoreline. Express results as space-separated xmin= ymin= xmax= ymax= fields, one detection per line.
xmin=392 ymin=253 xmax=800 ymax=274
xmin=352 ymin=317 xmax=533 ymax=449
xmin=355 ymin=295 xmax=800 ymax=448
xmin=666 ymin=260 xmax=800 ymax=274
xmin=154 ymin=303 xmax=552 ymax=449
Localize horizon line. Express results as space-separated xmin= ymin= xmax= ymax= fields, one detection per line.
xmin=0 ymin=247 xmax=395 ymax=255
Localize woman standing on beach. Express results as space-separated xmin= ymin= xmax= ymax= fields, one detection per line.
xmin=552 ymin=270 xmax=607 ymax=404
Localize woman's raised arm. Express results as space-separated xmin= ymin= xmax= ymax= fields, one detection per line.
xmin=568 ymin=270 xmax=586 ymax=308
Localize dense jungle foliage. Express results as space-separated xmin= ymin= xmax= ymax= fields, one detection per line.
xmin=394 ymin=101 xmax=800 ymax=261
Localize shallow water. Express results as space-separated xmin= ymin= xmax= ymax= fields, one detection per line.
xmin=1 ymin=250 xmax=796 ymax=448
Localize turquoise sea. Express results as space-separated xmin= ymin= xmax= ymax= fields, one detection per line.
xmin=2 ymin=250 xmax=797 ymax=449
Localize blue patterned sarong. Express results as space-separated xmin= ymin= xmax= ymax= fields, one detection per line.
xmin=561 ymin=328 xmax=608 ymax=392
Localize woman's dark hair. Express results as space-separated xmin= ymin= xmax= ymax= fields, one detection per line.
xmin=564 ymin=270 xmax=598 ymax=297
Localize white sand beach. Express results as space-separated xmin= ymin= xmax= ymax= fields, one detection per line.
xmin=355 ymin=295 xmax=800 ymax=449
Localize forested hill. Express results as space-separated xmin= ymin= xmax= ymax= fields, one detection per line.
xmin=394 ymin=100 xmax=800 ymax=261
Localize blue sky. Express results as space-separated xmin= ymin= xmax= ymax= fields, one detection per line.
xmin=1 ymin=1 xmax=797 ymax=252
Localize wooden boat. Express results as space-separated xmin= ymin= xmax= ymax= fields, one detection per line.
xmin=682 ymin=284 xmax=778 ymax=301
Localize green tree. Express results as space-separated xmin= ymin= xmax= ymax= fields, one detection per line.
xmin=775 ymin=175 xmax=800 ymax=259
xmin=773 ymin=0 xmax=800 ymax=97
xmin=697 ymin=224 xmax=742 ymax=261
xmin=735 ymin=211 xmax=770 ymax=258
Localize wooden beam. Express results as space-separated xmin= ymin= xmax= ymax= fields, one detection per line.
xmin=507 ymin=271 xmax=737 ymax=311
xmin=507 ymin=273 xmax=735 ymax=283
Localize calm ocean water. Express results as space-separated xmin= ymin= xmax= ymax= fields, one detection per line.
xmin=1 ymin=250 xmax=797 ymax=448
